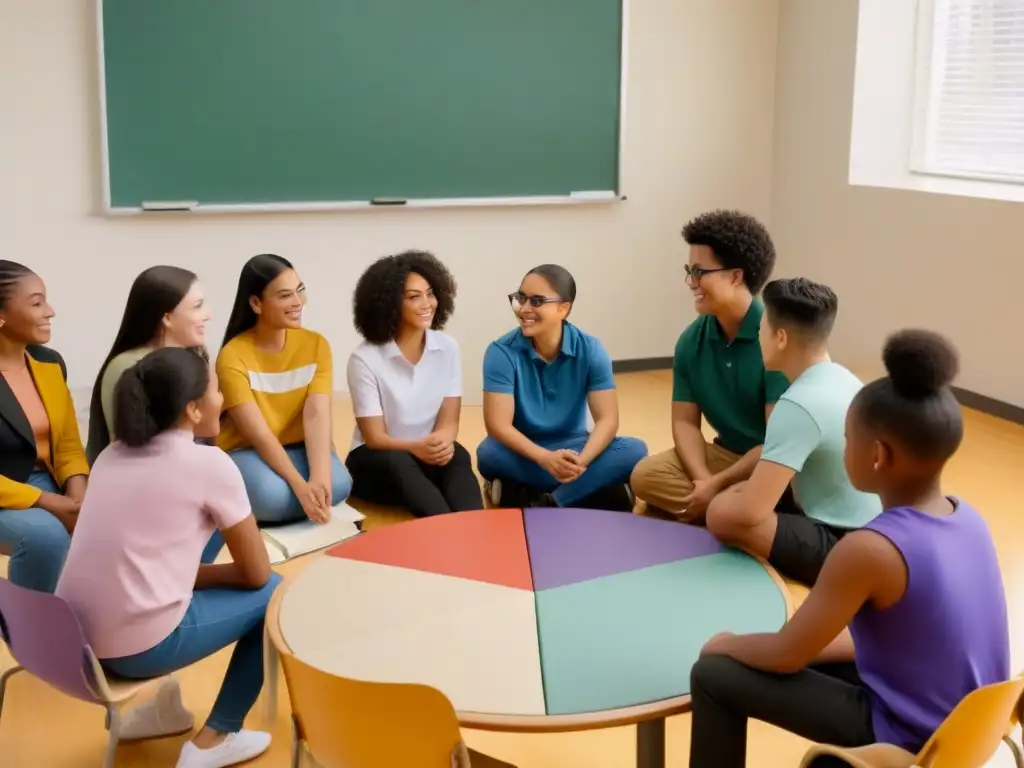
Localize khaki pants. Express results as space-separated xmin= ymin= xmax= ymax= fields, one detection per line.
xmin=629 ymin=442 xmax=740 ymax=514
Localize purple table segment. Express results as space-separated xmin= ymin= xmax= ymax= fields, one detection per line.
xmin=523 ymin=507 xmax=724 ymax=590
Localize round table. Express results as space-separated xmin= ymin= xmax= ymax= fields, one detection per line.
xmin=269 ymin=507 xmax=792 ymax=768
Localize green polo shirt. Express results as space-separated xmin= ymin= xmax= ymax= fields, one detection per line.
xmin=672 ymin=298 xmax=789 ymax=455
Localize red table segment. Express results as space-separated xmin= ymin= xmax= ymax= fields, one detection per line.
xmin=327 ymin=508 xmax=533 ymax=590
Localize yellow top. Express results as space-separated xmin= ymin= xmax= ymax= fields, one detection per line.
xmin=216 ymin=328 xmax=333 ymax=453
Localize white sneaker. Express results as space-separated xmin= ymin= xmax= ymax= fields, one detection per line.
xmin=175 ymin=731 xmax=272 ymax=767
xmin=119 ymin=678 xmax=194 ymax=740
xmin=485 ymin=479 xmax=502 ymax=507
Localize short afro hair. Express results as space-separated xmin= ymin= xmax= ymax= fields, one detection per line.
xmin=682 ymin=209 xmax=776 ymax=294
xmin=762 ymin=277 xmax=838 ymax=343
xmin=353 ymin=250 xmax=456 ymax=344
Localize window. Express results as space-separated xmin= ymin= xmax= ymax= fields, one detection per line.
xmin=911 ymin=0 xmax=1024 ymax=184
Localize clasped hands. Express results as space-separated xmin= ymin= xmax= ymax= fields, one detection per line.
xmin=540 ymin=448 xmax=585 ymax=484
xmin=294 ymin=474 xmax=334 ymax=524
xmin=411 ymin=431 xmax=456 ymax=467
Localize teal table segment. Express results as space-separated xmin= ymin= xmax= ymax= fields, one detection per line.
xmin=535 ymin=551 xmax=787 ymax=716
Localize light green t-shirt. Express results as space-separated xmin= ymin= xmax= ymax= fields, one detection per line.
xmin=100 ymin=347 xmax=152 ymax=439
xmin=761 ymin=361 xmax=881 ymax=529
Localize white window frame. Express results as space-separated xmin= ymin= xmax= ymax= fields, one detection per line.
xmin=910 ymin=0 xmax=1024 ymax=185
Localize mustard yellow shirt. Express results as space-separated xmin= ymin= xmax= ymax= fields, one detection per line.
xmin=215 ymin=328 xmax=333 ymax=453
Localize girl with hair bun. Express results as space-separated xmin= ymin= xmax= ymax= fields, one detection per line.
xmin=686 ymin=330 xmax=1010 ymax=767
xmin=56 ymin=347 xmax=280 ymax=768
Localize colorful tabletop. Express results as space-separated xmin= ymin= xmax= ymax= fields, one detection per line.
xmin=276 ymin=507 xmax=790 ymax=738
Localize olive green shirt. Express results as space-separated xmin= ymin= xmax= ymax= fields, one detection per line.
xmin=672 ymin=298 xmax=789 ymax=455
xmin=100 ymin=347 xmax=152 ymax=439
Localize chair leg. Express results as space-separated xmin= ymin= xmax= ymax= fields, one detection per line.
xmin=0 ymin=666 xmax=24 ymax=727
xmin=262 ymin=624 xmax=279 ymax=726
xmin=103 ymin=706 xmax=121 ymax=768
xmin=291 ymin=718 xmax=303 ymax=768
xmin=1004 ymin=734 xmax=1024 ymax=768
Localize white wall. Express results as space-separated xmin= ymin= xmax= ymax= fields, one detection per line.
xmin=0 ymin=0 xmax=779 ymax=404
xmin=772 ymin=0 xmax=1024 ymax=406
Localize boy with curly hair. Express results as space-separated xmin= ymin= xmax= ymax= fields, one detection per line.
xmin=631 ymin=210 xmax=789 ymax=521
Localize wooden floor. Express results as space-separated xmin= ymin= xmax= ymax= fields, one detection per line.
xmin=2 ymin=370 xmax=1023 ymax=767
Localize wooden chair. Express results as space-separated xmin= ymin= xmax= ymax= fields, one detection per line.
xmin=266 ymin=588 xmax=515 ymax=768
xmin=799 ymin=675 xmax=1024 ymax=768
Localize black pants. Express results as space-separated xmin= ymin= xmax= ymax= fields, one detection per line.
xmin=689 ymin=655 xmax=875 ymax=768
xmin=345 ymin=442 xmax=483 ymax=518
xmin=769 ymin=505 xmax=849 ymax=587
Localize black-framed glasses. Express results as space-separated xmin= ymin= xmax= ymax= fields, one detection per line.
xmin=508 ymin=291 xmax=566 ymax=308
xmin=684 ymin=265 xmax=728 ymax=283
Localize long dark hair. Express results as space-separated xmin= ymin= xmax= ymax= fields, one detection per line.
xmin=113 ymin=347 xmax=210 ymax=448
xmin=87 ymin=266 xmax=198 ymax=462
xmin=221 ymin=254 xmax=294 ymax=348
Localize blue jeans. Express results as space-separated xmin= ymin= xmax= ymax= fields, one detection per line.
xmin=0 ymin=471 xmax=70 ymax=593
xmin=476 ymin=434 xmax=648 ymax=507
xmin=102 ymin=572 xmax=283 ymax=733
xmin=229 ymin=444 xmax=352 ymax=525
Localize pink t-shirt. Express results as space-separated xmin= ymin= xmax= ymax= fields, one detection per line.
xmin=56 ymin=430 xmax=251 ymax=659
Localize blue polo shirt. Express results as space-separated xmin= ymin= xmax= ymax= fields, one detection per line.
xmin=483 ymin=322 xmax=615 ymax=442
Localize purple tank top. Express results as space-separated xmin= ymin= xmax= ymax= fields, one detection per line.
xmin=849 ymin=500 xmax=1009 ymax=751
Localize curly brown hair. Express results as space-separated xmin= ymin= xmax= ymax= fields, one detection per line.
xmin=682 ymin=209 xmax=776 ymax=293
xmin=352 ymin=250 xmax=457 ymax=344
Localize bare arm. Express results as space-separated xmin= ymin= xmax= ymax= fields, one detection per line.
xmin=672 ymin=401 xmax=710 ymax=481
xmin=702 ymin=531 xmax=905 ymax=673
xmin=483 ymin=392 xmax=546 ymax=464
xmin=578 ymin=389 xmax=618 ymax=467
xmin=432 ymin=396 xmax=461 ymax=444
xmin=302 ymin=392 xmax=334 ymax=482
xmin=224 ymin=403 xmax=305 ymax=489
xmin=708 ymin=404 xmax=775 ymax=491
xmin=195 ymin=514 xmax=271 ymax=590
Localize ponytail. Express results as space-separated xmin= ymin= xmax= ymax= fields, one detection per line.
xmin=110 ymin=347 xmax=210 ymax=448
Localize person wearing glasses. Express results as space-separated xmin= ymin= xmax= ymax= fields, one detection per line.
xmin=477 ymin=264 xmax=647 ymax=510
xmin=630 ymin=210 xmax=790 ymax=522
xmin=345 ymin=251 xmax=483 ymax=517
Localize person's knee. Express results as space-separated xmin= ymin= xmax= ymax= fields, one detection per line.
xmin=629 ymin=454 xmax=660 ymax=498
xmin=22 ymin=511 xmax=71 ymax=551
xmin=451 ymin=441 xmax=473 ymax=466
xmin=690 ymin=654 xmax=743 ymax=703
xmin=705 ymin=499 xmax=741 ymax=542
xmin=616 ymin=437 xmax=649 ymax=467
xmin=331 ymin=457 xmax=352 ymax=501
xmin=248 ymin=480 xmax=298 ymax=524
xmin=475 ymin=437 xmax=505 ymax=477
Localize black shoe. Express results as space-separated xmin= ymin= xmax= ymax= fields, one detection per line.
xmin=577 ymin=483 xmax=636 ymax=512
xmin=488 ymin=477 xmax=544 ymax=508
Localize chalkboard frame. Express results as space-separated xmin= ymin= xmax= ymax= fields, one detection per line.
xmin=95 ymin=0 xmax=630 ymax=216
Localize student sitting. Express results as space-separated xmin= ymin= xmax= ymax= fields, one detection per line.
xmin=630 ymin=210 xmax=789 ymax=521
xmin=56 ymin=347 xmax=280 ymax=768
xmin=216 ymin=254 xmax=352 ymax=525
xmin=345 ymin=251 xmax=483 ymax=517
xmin=704 ymin=278 xmax=882 ymax=585
xmin=0 ymin=261 xmax=89 ymax=593
xmin=86 ymin=265 xmax=212 ymax=462
xmin=477 ymin=264 xmax=647 ymax=510
xmin=688 ymin=330 xmax=1009 ymax=768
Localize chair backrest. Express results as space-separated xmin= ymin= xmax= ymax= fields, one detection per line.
xmin=0 ymin=577 xmax=102 ymax=703
xmin=280 ymin=652 xmax=465 ymax=768
xmin=915 ymin=675 xmax=1024 ymax=768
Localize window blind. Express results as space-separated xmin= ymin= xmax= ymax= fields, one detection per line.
xmin=912 ymin=0 xmax=1024 ymax=183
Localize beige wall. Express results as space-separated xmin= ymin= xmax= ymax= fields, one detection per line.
xmin=0 ymin=0 xmax=778 ymax=404
xmin=772 ymin=0 xmax=1024 ymax=406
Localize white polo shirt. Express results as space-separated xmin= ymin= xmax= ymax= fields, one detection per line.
xmin=346 ymin=330 xmax=462 ymax=450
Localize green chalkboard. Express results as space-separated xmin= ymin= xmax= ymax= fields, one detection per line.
xmin=99 ymin=0 xmax=623 ymax=210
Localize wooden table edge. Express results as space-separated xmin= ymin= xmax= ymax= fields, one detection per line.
xmin=266 ymin=552 xmax=795 ymax=733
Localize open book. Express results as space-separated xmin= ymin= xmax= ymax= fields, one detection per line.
xmin=260 ymin=502 xmax=365 ymax=560
xmin=214 ymin=503 xmax=365 ymax=565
